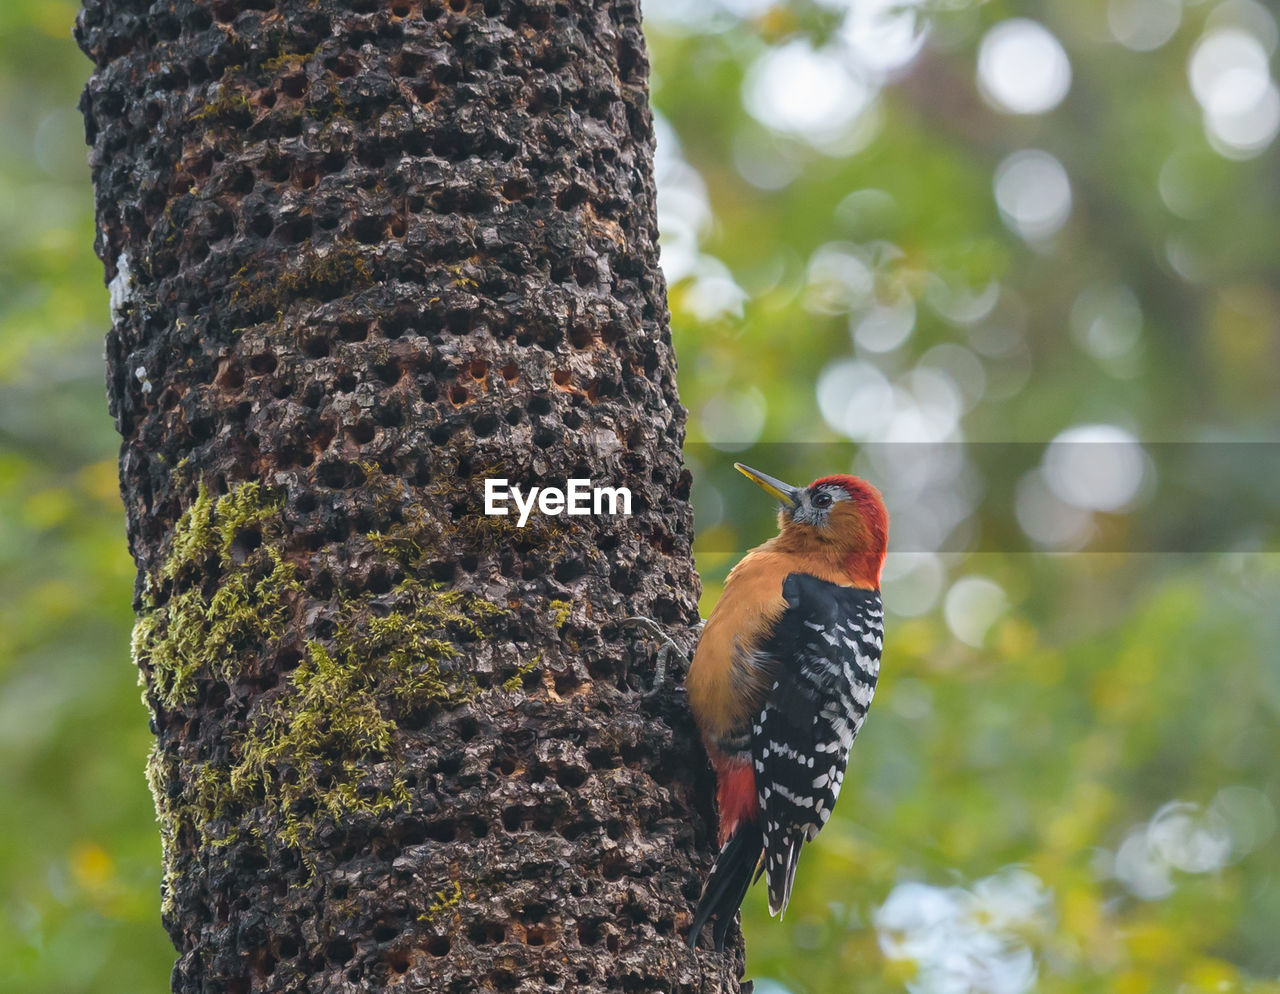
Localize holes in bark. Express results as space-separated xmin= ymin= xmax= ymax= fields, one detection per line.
xmin=560 ymin=819 xmax=593 ymax=842
xmin=556 ymin=184 xmax=588 ymax=210
xmin=472 ymin=412 xmax=498 ymax=438
xmin=388 ymin=949 xmax=410 ymax=974
xmin=374 ymin=359 xmax=402 ymax=385
xmin=554 ymin=765 xmax=587 ymax=790
xmin=216 ymin=361 xmax=244 ymax=391
xmin=338 ymin=320 xmax=369 ymax=342
xmin=317 ymin=460 xmax=364 ymax=489
xmin=577 ymin=919 xmax=602 ymax=946
xmin=374 ymin=400 xmax=403 ymax=427
xmin=395 ymin=820 xmax=427 ymax=846
xmin=189 ymin=416 xmax=215 ymax=444
xmin=530 ymin=808 xmax=556 ymax=832
xmin=264 ymin=156 xmax=291 ymax=183
xmin=501 ymin=806 xmax=524 ymax=832
xmin=553 ymin=558 xmax=585 ymax=583
xmin=303 ymin=334 xmax=331 ymax=360
xmin=424 ymin=819 xmax=457 ymax=843
xmin=249 ymin=353 xmax=277 ymax=375
xmin=253 ymin=948 xmax=276 ymax=977
xmin=429 ymin=424 xmax=453 ymax=446
xmin=469 ymin=920 xmax=506 ymax=945
xmin=382 ymin=308 xmax=415 ymax=339
xmin=351 ymin=421 xmax=375 ymax=445
xmin=554 ymin=672 xmax=584 ymax=698
xmin=283 ymin=215 xmax=312 ymax=243
xmin=250 ymin=212 xmax=274 ymax=238
xmin=426 ymin=934 xmax=451 ymax=957
xmin=410 ymin=79 xmax=437 ymax=103
xmin=455 ymin=716 xmax=479 ymax=742
xmin=229 ymin=527 xmax=262 ymax=564
xmin=280 ymin=74 xmax=307 ymax=98
xmin=367 ymin=566 xmax=393 ymax=594
xmin=330 ymin=54 xmax=360 ymax=79
xmin=358 ymin=146 xmax=386 ymax=170
xmin=572 ymin=258 xmax=597 ymax=287
xmin=325 ymin=938 xmax=354 ymax=964
xmin=352 ymin=215 xmax=384 ymax=244
xmin=445 ymin=307 xmax=473 ymax=334
xmin=501 ymin=178 xmax=530 ymax=201
xmin=525 ymin=927 xmax=548 ymax=947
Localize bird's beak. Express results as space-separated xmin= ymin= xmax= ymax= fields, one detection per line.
xmin=733 ymin=463 xmax=802 ymax=509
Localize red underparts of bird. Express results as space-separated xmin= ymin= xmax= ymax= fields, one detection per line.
xmin=685 ymin=462 xmax=889 ymax=952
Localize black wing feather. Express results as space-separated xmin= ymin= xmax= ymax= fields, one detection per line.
xmin=750 ymin=573 xmax=883 ymax=917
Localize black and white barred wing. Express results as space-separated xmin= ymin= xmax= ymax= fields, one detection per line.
xmin=751 ymin=572 xmax=883 ymax=916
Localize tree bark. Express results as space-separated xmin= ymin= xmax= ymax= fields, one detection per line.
xmin=77 ymin=1 xmax=742 ymax=990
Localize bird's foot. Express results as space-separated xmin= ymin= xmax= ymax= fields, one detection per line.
xmin=622 ymin=616 xmax=703 ymax=696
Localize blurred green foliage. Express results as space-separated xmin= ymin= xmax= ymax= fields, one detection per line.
xmin=2 ymin=0 xmax=1279 ymax=992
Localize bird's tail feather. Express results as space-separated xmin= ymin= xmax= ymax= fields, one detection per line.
xmin=765 ymin=835 xmax=803 ymax=918
xmin=687 ymin=820 xmax=764 ymax=952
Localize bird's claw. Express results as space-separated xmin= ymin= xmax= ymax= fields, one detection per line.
xmin=622 ymin=616 xmax=703 ymax=696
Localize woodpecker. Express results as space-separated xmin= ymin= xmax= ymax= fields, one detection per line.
xmin=686 ymin=462 xmax=888 ymax=951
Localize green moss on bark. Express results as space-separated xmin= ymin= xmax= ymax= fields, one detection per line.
xmin=133 ymin=483 xmax=300 ymax=710
xmin=143 ymin=483 xmax=510 ymax=896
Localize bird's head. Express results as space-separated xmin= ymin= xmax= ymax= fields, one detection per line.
xmin=734 ymin=462 xmax=888 ymax=588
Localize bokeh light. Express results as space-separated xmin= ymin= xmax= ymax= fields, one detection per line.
xmin=743 ymin=40 xmax=872 ymax=149
xmin=977 ymin=19 xmax=1072 ymax=115
xmin=944 ymin=576 xmax=1008 ymax=648
xmin=993 ymin=150 xmax=1072 ymax=242
xmin=875 ymin=869 xmax=1049 ymax=994
xmin=1042 ymin=424 xmax=1149 ymax=512
xmin=1108 ymin=0 xmax=1182 ymax=52
xmin=1188 ymin=24 xmax=1280 ymax=158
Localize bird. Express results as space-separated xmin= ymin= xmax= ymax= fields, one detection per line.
xmin=685 ymin=462 xmax=888 ymax=952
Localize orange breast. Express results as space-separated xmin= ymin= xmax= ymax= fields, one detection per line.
xmin=688 ymin=539 xmax=879 ymax=743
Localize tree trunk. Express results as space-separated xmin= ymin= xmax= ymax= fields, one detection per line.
xmin=76 ymin=1 xmax=742 ymax=990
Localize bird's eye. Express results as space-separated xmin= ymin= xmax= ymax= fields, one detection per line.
xmin=811 ymin=491 xmax=833 ymax=509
